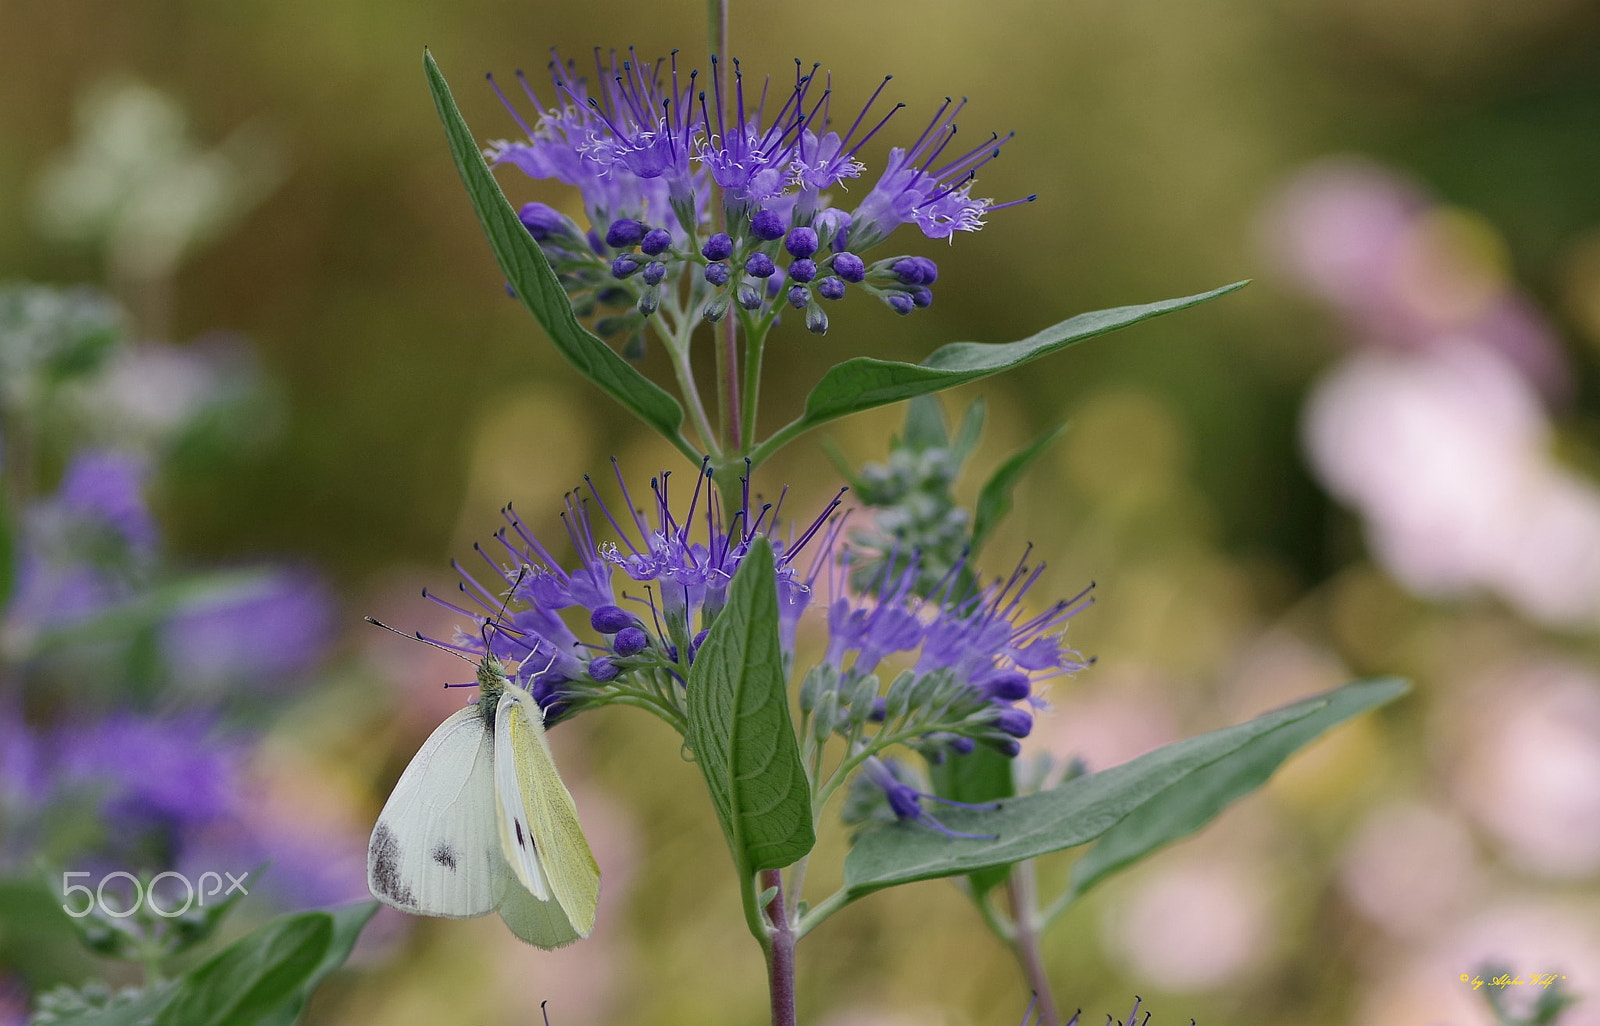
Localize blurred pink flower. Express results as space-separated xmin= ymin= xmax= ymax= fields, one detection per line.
xmin=1304 ymin=343 xmax=1600 ymax=626
xmin=1338 ymin=801 xmax=1483 ymax=939
xmin=1103 ymin=859 xmax=1274 ymax=991
xmin=1021 ymin=666 xmax=1179 ymax=786
xmin=1444 ymin=659 xmax=1600 ymax=878
xmin=1265 ymin=157 xmax=1567 ymax=396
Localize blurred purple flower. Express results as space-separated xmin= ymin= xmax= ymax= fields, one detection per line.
xmin=5 ymin=449 xmax=157 ymax=631
xmin=160 ymin=568 xmax=335 ymax=691
xmin=53 ymin=711 xmax=241 ymax=837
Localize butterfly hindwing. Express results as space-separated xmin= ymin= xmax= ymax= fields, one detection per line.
xmin=494 ymin=686 xmax=601 ymax=944
xmin=368 ymin=705 xmax=506 ymax=918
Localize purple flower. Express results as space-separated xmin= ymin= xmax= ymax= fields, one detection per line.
xmin=823 ymin=547 xmax=1091 ymax=757
xmin=860 ymin=756 xmax=998 ymax=839
xmin=420 ymin=460 xmax=846 ymax=720
xmin=53 ymin=711 xmax=241 ymax=842
xmin=159 ymin=567 xmax=335 ymax=691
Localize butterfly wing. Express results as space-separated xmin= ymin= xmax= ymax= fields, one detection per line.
xmin=368 ymin=705 xmax=506 ymax=918
xmin=495 ymin=870 xmax=584 ymax=949
xmin=494 ymin=686 xmax=601 ymax=945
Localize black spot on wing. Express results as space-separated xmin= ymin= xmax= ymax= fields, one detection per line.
xmin=370 ymin=822 xmax=416 ymax=906
xmin=515 ymin=819 xmax=526 ymax=848
xmin=430 ymin=841 xmax=459 ymax=870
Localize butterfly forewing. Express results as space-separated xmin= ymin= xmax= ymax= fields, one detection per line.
xmin=494 ymin=687 xmax=601 ymax=940
xmin=368 ymin=706 xmax=507 ymax=917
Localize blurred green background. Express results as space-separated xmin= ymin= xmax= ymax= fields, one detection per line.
xmin=4 ymin=0 xmax=1600 ymax=1023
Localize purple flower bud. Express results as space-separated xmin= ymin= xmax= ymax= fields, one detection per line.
xmin=591 ymin=605 xmax=634 ymax=634
xmin=638 ymin=287 xmax=660 ymax=317
xmin=784 ymin=227 xmax=819 ymax=259
xmin=704 ymin=262 xmax=731 ymax=287
xmin=833 ymin=252 xmax=866 ymax=283
xmin=613 ymin=626 xmax=650 ymax=656
xmin=806 ymin=304 xmax=829 ymax=335
xmin=702 ymin=233 xmax=734 ymax=261
xmin=995 ymin=707 xmax=1033 ymax=738
xmin=643 ymin=262 xmax=667 ymax=286
xmin=885 ymin=782 xmax=923 ymax=821
xmin=611 ymin=255 xmax=641 ymax=279
xmin=949 ymin=735 xmax=976 ymax=755
xmin=895 ymin=256 xmax=939 ymax=285
xmin=737 ymin=284 xmax=763 ymax=310
xmin=789 ymin=258 xmax=817 ymax=283
xmin=817 ymin=276 xmax=847 ymax=301
xmin=750 ymin=209 xmax=787 ymax=241
xmin=587 ymin=657 xmax=620 ymax=682
xmin=745 ymin=252 xmax=776 ymax=278
xmin=518 ymin=202 xmax=568 ymax=240
xmin=587 ymin=229 xmax=606 ymax=255
xmin=640 ymin=227 xmax=673 ymax=256
xmin=912 ymin=286 xmax=934 ymax=308
xmin=704 ymin=294 xmax=731 ymax=322
xmin=980 ymin=671 xmax=1031 ymax=703
xmin=787 ymin=285 xmax=809 ymax=309
xmin=606 ymin=218 xmax=646 ymax=248
xmin=990 ymin=737 xmax=1023 ymax=758
xmin=692 ymin=628 xmax=710 ymax=650
xmin=887 ymin=293 xmax=915 ymax=315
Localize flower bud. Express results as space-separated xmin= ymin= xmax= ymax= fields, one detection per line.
xmin=605 ymin=218 xmax=646 ymax=248
xmin=745 ymin=252 xmax=776 ymax=278
xmin=833 ymin=252 xmax=866 ymax=283
xmin=642 ymin=262 xmax=668 ymax=286
xmin=887 ymin=293 xmax=914 ymax=315
xmin=591 ymin=605 xmax=634 ymax=634
xmin=784 ymin=226 xmax=819 ymax=258
xmin=518 ymin=202 xmax=569 ymax=240
xmin=639 ymin=227 xmax=673 ymax=256
xmin=704 ymin=262 xmax=731 ymax=287
xmin=587 ymin=657 xmax=621 ymax=682
xmin=788 ymin=258 xmax=817 ymax=283
xmin=611 ymin=255 xmax=641 ymax=279
xmin=613 ymin=626 xmax=650 ymax=655
xmin=750 ymin=208 xmax=786 ymax=241
xmin=701 ymin=232 xmax=734 ymax=261
xmin=817 ymin=276 xmax=846 ymax=301
xmin=787 ymin=285 xmax=809 ymax=309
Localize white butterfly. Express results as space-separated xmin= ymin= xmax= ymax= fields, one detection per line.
xmin=366 ymin=620 xmax=600 ymax=948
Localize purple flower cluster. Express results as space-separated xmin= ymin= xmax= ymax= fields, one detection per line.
xmin=423 ymin=460 xmax=846 ymax=722
xmin=487 ymin=49 xmax=1034 ymax=334
xmin=824 ymin=549 xmax=1091 ymax=755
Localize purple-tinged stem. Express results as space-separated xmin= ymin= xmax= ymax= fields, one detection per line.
xmin=761 ymin=868 xmax=797 ymax=1026
xmin=1008 ymin=862 xmax=1062 ymax=1026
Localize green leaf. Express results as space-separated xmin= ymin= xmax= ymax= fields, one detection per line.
xmin=927 ymin=746 xmax=1015 ymax=897
xmin=685 ymin=536 xmax=815 ymax=873
xmin=164 ymin=862 xmax=264 ymax=955
xmin=750 ymin=282 xmax=1247 ymax=466
xmin=33 ymin=983 xmax=176 ymax=1026
xmin=841 ymin=678 xmax=1405 ymax=900
xmin=154 ymin=913 xmax=331 ymax=1026
xmin=969 ymin=423 xmax=1066 ymax=557
xmin=901 ymin=396 xmax=948 ymax=452
xmin=422 ymin=51 xmax=695 ymax=461
xmin=1064 ymin=678 xmax=1409 ymax=899
xmin=950 ymin=397 xmax=986 ymax=466
xmin=255 ymin=902 xmax=379 ymax=1026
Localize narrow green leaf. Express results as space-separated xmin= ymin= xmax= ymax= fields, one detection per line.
xmin=750 ymin=282 xmax=1247 ymax=466
xmin=901 ymin=396 xmax=948 ymax=452
xmin=1065 ymin=677 xmax=1410 ymax=899
xmin=154 ymin=913 xmax=331 ymax=1026
xmin=841 ymin=678 xmax=1405 ymax=900
xmin=950 ymin=397 xmax=986 ymax=465
xmin=256 ymin=902 xmax=380 ymax=1026
xmin=927 ymin=746 xmax=1015 ymax=897
xmin=969 ymin=423 xmax=1066 ymax=557
xmin=685 ymin=536 xmax=815 ymax=872
xmin=422 ymin=51 xmax=695 ymax=460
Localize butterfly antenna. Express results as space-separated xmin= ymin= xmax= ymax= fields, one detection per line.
xmin=481 ymin=563 xmax=532 ymax=650
xmin=364 ymin=617 xmax=478 ymax=665
xmin=541 ymin=1001 xmax=552 ymax=1026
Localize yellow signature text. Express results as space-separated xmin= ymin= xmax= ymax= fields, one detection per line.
xmin=1460 ymin=973 xmax=1567 ymax=991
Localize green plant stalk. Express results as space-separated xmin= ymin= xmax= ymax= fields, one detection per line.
xmin=739 ymin=306 xmax=778 ymax=449
xmin=660 ymin=300 xmax=719 ymax=457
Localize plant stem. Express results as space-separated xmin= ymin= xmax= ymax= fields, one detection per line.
xmin=663 ymin=306 xmax=719 ymax=456
xmin=1006 ymin=861 xmax=1061 ymax=1026
xmin=760 ymin=868 xmax=797 ymax=1026
xmin=740 ymin=309 xmax=769 ymax=444
xmin=719 ymin=314 xmax=742 ymax=453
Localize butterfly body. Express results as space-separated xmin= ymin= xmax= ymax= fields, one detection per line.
xmin=367 ymin=653 xmax=600 ymax=947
